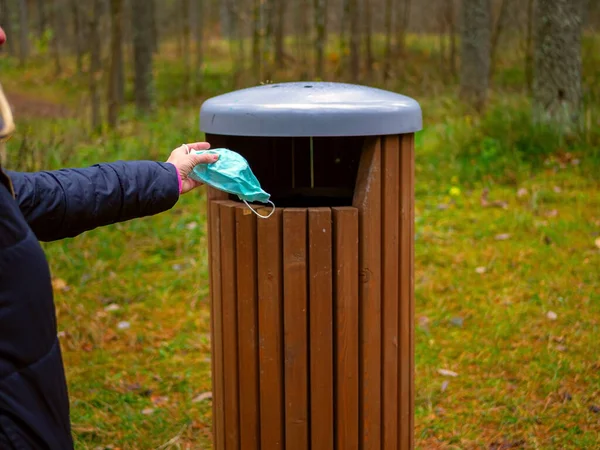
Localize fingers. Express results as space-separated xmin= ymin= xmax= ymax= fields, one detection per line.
xmin=172 ymin=142 xmax=211 ymax=156
xmin=190 ymin=151 xmax=219 ymax=165
xmin=186 ymin=142 xmax=211 ymax=151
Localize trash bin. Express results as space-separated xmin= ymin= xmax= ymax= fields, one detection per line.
xmin=200 ymin=82 xmax=422 ymax=450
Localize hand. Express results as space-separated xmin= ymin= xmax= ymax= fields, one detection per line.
xmin=167 ymin=142 xmax=219 ymax=194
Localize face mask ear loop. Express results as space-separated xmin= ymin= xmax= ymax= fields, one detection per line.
xmin=243 ymin=200 xmax=276 ymax=219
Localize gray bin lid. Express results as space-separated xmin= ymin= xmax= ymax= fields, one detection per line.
xmin=200 ymin=82 xmax=422 ymax=137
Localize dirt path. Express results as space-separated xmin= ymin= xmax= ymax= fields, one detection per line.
xmin=6 ymin=91 xmax=72 ymax=119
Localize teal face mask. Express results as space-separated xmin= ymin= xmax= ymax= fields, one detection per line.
xmin=189 ymin=148 xmax=275 ymax=219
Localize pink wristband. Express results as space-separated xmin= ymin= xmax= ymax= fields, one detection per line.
xmin=176 ymin=167 xmax=183 ymax=194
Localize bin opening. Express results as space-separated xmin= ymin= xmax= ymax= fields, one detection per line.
xmin=206 ymin=134 xmax=365 ymax=208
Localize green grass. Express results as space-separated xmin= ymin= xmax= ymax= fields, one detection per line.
xmin=2 ymin=33 xmax=600 ymax=449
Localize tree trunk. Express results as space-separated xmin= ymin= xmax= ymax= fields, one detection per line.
xmin=49 ymin=0 xmax=63 ymax=76
xmin=252 ymin=0 xmax=262 ymax=81
xmin=108 ymin=0 xmax=124 ymax=128
xmin=132 ymin=0 xmax=154 ymax=113
xmin=438 ymin=0 xmax=447 ymax=68
xmin=227 ymin=0 xmax=244 ymax=86
xmin=340 ymin=0 xmax=350 ymax=75
xmin=348 ymin=0 xmax=359 ymax=82
xmin=489 ymin=0 xmax=510 ymax=81
xmin=220 ymin=0 xmax=232 ymax=38
xmin=196 ymin=0 xmax=206 ymax=88
xmin=314 ymin=0 xmax=327 ymax=79
xmin=89 ymin=0 xmax=102 ymax=131
xmin=296 ymin=0 xmax=310 ymax=78
xmin=0 ymin=0 xmax=16 ymax=56
xmin=149 ymin=0 xmax=158 ymax=53
xmin=18 ymin=0 xmax=28 ymax=66
xmin=459 ymin=0 xmax=491 ymax=112
xmin=396 ymin=0 xmax=411 ymax=56
xmin=533 ymin=0 xmax=583 ymax=127
xmin=263 ymin=0 xmax=274 ymax=78
xmin=71 ymin=0 xmax=83 ymax=74
xmin=182 ymin=0 xmax=192 ymax=98
xmin=383 ymin=0 xmax=394 ymax=82
xmin=525 ymin=0 xmax=535 ymax=92
xmin=447 ymin=0 xmax=457 ymax=77
xmin=36 ymin=0 xmax=47 ymax=39
xmin=363 ymin=0 xmax=373 ymax=79
xmin=274 ymin=0 xmax=285 ymax=68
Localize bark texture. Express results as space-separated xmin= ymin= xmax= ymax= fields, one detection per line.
xmin=108 ymin=0 xmax=124 ymax=128
xmin=132 ymin=0 xmax=154 ymax=113
xmin=314 ymin=0 xmax=327 ymax=79
xmin=533 ymin=0 xmax=583 ymax=127
xmin=460 ymin=0 xmax=491 ymax=112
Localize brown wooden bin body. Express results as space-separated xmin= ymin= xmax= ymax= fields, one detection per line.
xmin=206 ymin=133 xmax=415 ymax=450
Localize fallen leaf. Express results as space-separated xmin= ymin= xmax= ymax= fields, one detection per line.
xmin=418 ymin=316 xmax=430 ymax=333
xmin=475 ymin=266 xmax=487 ymax=274
xmin=81 ymin=342 xmax=93 ymax=352
xmin=546 ymin=311 xmax=558 ymax=320
xmin=437 ymin=369 xmax=458 ymax=377
xmin=450 ymin=317 xmax=464 ymax=327
xmin=52 ymin=278 xmax=69 ymax=291
xmin=480 ymin=188 xmax=490 ymax=207
xmin=105 ymin=303 xmax=120 ymax=312
xmin=117 ymin=321 xmax=130 ymax=330
xmin=125 ymin=383 xmax=142 ymax=392
xmin=141 ymin=408 xmax=155 ymax=415
xmin=441 ymin=380 xmax=449 ymax=392
xmin=103 ymin=329 xmax=118 ymax=342
xmin=495 ymin=233 xmax=511 ymax=241
xmin=491 ymin=200 xmax=509 ymax=209
xmin=517 ymin=188 xmax=528 ymax=198
xmin=489 ymin=440 xmax=526 ymax=450
xmin=192 ymin=392 xmax=213 ymax=403
xmin=151 ymin=395 xmax=169 ymax=406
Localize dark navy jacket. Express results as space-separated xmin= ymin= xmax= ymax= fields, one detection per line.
xmin=0 ymin=161 xmax=179 ymax=449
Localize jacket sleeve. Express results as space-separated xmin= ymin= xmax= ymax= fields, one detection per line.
xmin=6 ymin=161 xmax=180 ymax=242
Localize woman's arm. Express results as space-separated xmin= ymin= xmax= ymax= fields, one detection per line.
xmin=7 ymin=143 xmax=218 ymax=242
xmin=7 ymin=160 xmax=180 ymax=242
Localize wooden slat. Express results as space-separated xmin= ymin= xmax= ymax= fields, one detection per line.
xmin=283 ymin=209 xmax=309 ymax=450
xmin=219 ymin=202 xmax=240 ymax=450
xmin=257 ymin=209 xmax=285 ymax=450
xmin=399 ymin=134 xmax=413 ymax=450
xmin=235 ymin=205 xmax=260 ymax=450
xmin=352 ymin=137 xmax=382 ymax=450
xmin=409 ymin=135 xmax=416 ymax=450
xmin=308 ymin=208 xmax=334 ymax=450
xmin=382 ymin=135 xmax=400 ymax=450
xmin=209 ymin=200 xmax=226 ymax=450
xmin=333 ymin=207 xmax=359 ymax=450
